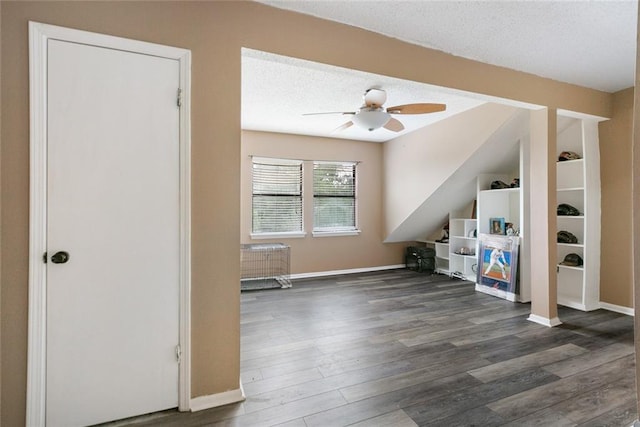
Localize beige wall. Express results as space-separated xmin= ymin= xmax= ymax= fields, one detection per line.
xmin=633 ymin=5 xmax=640 ymax=419
xmin=2 ymin=2 xmax=248 ymax=423
xmin=0 ymin=1 xmax=631 ymax=425
xmin=383 ymin=103 xmax=518 ymax=236
xmin=0 ymin=1 xmax=3 ymax=421
xmin=528 ymin=109 xmax=559 ymax=321
xmin=600 ymin=88 xmax=634 ymax=307
xmin=241 ymin=131 xmax=406 ymax=274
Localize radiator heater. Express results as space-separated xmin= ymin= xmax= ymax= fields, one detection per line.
xmin=240 ymin=243 xmax=292 ymax=291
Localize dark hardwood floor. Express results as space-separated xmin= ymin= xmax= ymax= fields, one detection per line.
xmin=115 ymin=269 xmax=637 ymax=427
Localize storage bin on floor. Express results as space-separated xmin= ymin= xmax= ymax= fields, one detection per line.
xmin=405 ymin=246 xmax=435 ymax=273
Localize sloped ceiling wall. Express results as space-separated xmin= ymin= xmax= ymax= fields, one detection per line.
xmin=383 ymin=104 xmax=528 ymax=242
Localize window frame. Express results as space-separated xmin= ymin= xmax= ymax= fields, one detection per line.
xmin=250 ymin=157 xmax=306 ymax=239
xmin=312 ymin=161 xmax=360 ymax=236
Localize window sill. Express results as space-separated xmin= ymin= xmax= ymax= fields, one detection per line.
xmin=312 ymin=229 xmax=361 ymax=237
xmin=250 ymin=231 xmax=306 ymax=240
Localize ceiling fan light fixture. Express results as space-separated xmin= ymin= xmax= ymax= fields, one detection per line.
xmin=363 ymin=88 xmax=387 ymax=107
xmin=352 ymin=110 xmax=390 ymax=131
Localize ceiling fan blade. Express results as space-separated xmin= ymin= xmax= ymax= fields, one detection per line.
xmin=303 ymin=111 xmax=356 ymax=116
xmin=384 ymin=117 xmax=405 ymax=132
xmin=386 ymin=103 xmax=446 ymax=114
xmin=333 ymin=121 xmax=354 ymax=132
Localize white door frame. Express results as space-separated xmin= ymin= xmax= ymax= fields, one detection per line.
xmin=27 ymin=22 xmax=192 ymax=425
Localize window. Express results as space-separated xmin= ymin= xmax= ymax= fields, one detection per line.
xmin=313 ymin=162 xmax=357 ymax=232
xmin=252 ymin=157 xmax=303 ymax=234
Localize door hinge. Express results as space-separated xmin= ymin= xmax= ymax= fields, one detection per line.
xmin=43 ymin=252 xmax=47 ymax=264
xmin=175 ymin=344 xmax=182 ymax=364
xmin=177 ymin=88 xmax=182 ymax=107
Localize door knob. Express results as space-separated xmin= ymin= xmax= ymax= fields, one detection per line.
xmin=51 ymin=251 xmax=70 ymax=264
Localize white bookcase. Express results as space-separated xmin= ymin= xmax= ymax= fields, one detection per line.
xmin=448 ymin=218 xmax=478 ymax=281
xmin=422 ymin=239 xmax=450 ymax=275
xmin=474 ymin=170 xmax=529 ymax=302
xmin=420 ymin=218 xmax=450 ymax=275
xmin=433 ymin=241 xmax=450 ymax=275
xmin=477 ymin=186 xmax=521 ymax=236
xmin=556 ymin=115 xmax=601 ymax=311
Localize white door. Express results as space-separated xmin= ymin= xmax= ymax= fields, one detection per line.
xmin=46 ymin=39 xmax=180 ymax=426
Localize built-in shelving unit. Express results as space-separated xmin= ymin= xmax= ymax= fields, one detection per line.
xmin=474 ymin=154 xmax=529 ymax=302
xmin=477 ymin=187 xmax=520 ymax=236
xmin=556 ymin=115 xmax=600 ymax=311
xmin=425 ymin=240 xmax=450 ymax=275
xmin=448 ymin=218 xmax=477 ymax=281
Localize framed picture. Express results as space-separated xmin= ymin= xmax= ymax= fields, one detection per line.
xmin=489 ymin=217 xmax=505 ymax=235
xmin=477 ymin=233 xmax=520 ymax=296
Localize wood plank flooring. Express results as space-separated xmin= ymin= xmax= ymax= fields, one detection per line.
xmin=111 ymin=269 xmax=637 ymax=427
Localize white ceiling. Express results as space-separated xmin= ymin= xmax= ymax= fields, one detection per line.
xmin=242 ymin=49 xmax=490 ymax=143
xmin=258 ymin=0 xmax=637 ymax=92
xmin=243 ymin=1 xmax=637 ymax=143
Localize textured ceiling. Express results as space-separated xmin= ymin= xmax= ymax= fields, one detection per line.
xmin=258 ymin=0 xmax=637 ymax=93
xmin=243 ymin=1 xmax=637 ymax=143
xmin=242 ymin=49 xmax=488 ymax=143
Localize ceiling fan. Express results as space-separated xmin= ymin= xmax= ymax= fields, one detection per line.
xmin=304 ymin=88 xmax=446 ymax=132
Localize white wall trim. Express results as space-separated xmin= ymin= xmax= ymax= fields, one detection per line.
xmin=527 ymin=314 xmax=562 ymax=327
xmin=557 ymin=299 xmax=588 ymax=312
xmin=27 ymin=22 xmax=192 ymax=425
xmin=177 ymin=44 xmax=193 ymax=413
xmin=26 ymin=21 xmax=48 ymax=427
xmin=600 ymin=302 xmax=634 ymax=316
xmin=312 ymin=229 xmax=361 ymax=237
xmin=190 ymin=384 xmax=246 ymax=412
xmin=290 ymin=264 xmax=405 ymax=280
xmin=250 ymin=231 xmax=306 ymax=239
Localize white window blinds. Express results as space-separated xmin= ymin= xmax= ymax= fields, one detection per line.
xmin=252 ymin=158 xmax=303 ymax=234
xmin=313 ymin=162 xmax=357 ymax=231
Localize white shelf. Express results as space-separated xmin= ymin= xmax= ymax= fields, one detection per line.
xmin=557 ymin=187 xmax=585 ymax=192
xmin=555 ymin=115 xmax=600 ymax=311
xmin=557 ymin=215 xmax=584 ymax=243
xmin=476 ymin=169 xmax=527 ymax=302
xmin=558 ymin=158 xmax=585 ymax=165
xmin=557 ymin=158 xmax=585 ymax=189
xmin=423 ymin=240 xmax=450 ymax=274
xmin=452 ymin=236 xmax=477 ymax=241
xmin=558 ymin=264 xmax=584 ymax=271
xmin=449 ymin=218 xmax=478 ymax=282
xmin=557 ymin=243 xmax=584 ymax=248
xmin=479 ymin=187 xmax=519 ymax=195
xmin=477 ymin=181 xmax=521 ymax=236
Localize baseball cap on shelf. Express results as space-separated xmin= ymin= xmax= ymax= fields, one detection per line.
xmin=557 ymin=230 xmax=578 ymax=244
xmin=491 ymin=180 xmax=510 ymax=189
xmin=560 ymin=253 xmax=583 ymax=267
xmin=558 ymin=151 xmax=581 ymax=161
xmin=557 ymin=203 xmax=580 ymax=216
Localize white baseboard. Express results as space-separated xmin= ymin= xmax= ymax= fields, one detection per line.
xmin=527 ymin=314 xmax=562 ymax=327
xmin=190 ymin=382 xmax=245 ymax=412
xmin=290 ymin=264 xmax=406 ymax=280
xmin=600 ymin=302 xmax=634 ymax=316
xmin=557 ymin=299 xmax=588 ymax=311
